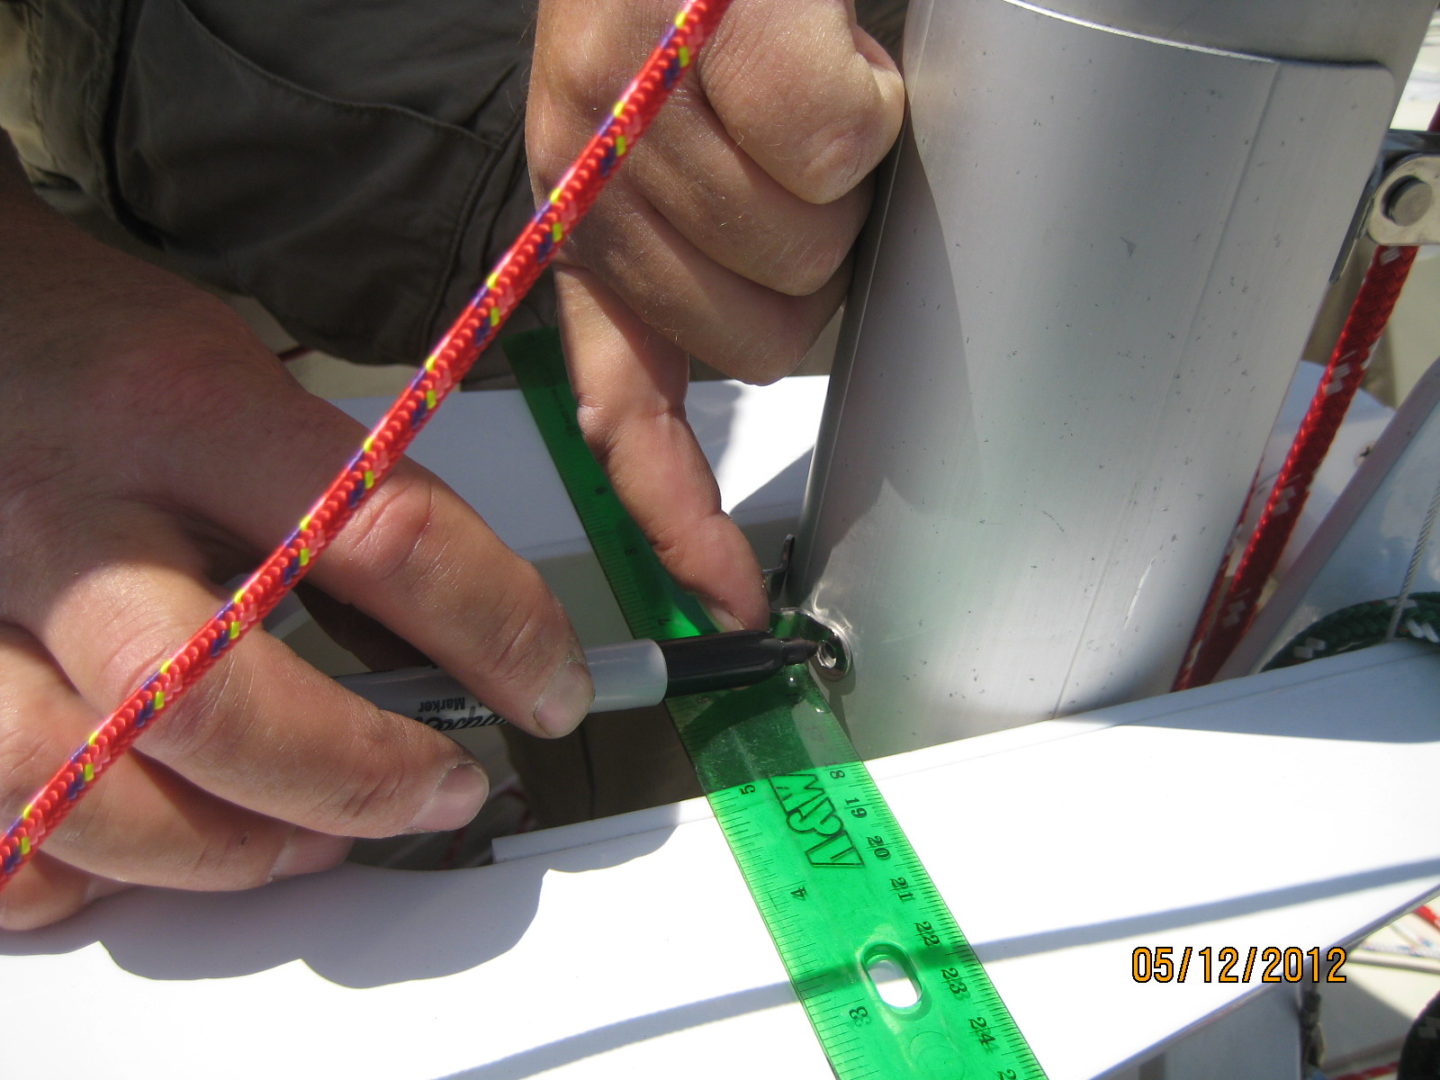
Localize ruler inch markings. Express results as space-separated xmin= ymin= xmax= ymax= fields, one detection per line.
xmin=506 ymin=328 xmax=1046 ymax=1079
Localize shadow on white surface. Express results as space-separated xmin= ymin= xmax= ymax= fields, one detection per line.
xmin=0 ymin=822 xmax=676 ymax=989
xmin=977 ymin=858 xmax=1440 ymax=962
xmin=436 ymin=982 xmax=798 ymax=1080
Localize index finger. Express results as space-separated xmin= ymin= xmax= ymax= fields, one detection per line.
xmin=138 ymin=361 xmax=595 ymax=740
xmin=554 ymin=264 xmax=770 ymax=632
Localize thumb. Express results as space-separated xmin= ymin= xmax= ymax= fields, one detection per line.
xmin=699 ymin=0 xmax=905 ymax=204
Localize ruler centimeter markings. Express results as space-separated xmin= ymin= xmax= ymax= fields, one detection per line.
xmin=505 ymin=329 xmax=1046 ymax=1079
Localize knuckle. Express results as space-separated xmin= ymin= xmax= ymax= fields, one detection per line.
xmin=795 ymin=112 xmax=882 ymax=205
xmin=573 ymin=393 xmax=613 ymax=451
xmin=265 ymin=702 xmax=456 ymax=836
xmin=685 ymin=168 xmax=867 ymax=299
xmin=0 ymin=454 xmax=76 ymax=538
xmin=310 ymin=750 xmax=422 ymax=836
xmin=135 ymin=653 xmax=254 ymax=767
xmin=708 ymin=305 xmax=834 ymax=385
xmin=646 ymin=519 xmax=692 ymax=568
xmin=0 ymin=902 xmax=39 ymax=933
xmin=339 ymin=469 xmax=446 ymax=596
xmin=524 ymin=101 xmax=576 ymax=191
xmin=727 ymin=356 xmax=788 ymax=387
xmin=0 ymin=713 xmax=54 ymax=814
xmin=470 ymin=568 xmax=565 ymax=702
xmin=178 ymin=825 xmax=281 ymax=890
xmin=0 ymin=881 xmax=77 ymax=932
xmin=93 ymin=615 xmax=158 ymax=705
xmin=575 ymin=394 xmax=670 ymax=464
xmin=765 ymin=230 xmax=854 ymax=298
xmin=526 ymin=36 xmax=623 ymax=188
xmin=0 ymin=477 xmax=82 ymax=618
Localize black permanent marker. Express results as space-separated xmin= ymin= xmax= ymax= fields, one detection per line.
xmin=337 ymin=630 xmax=817 ymax=733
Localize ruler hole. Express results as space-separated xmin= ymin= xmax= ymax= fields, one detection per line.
xmin=864 ymin=946 xmax=922 ymax=1010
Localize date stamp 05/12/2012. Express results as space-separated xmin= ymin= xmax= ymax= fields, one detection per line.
xmin=1132 ymin=946 xmax=1348 ymax=984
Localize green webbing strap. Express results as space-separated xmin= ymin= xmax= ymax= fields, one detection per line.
xmin=505 ymin=328 xmax=1046 ymax=1080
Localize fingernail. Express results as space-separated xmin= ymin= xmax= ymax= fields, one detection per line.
xmin=701 ymin=599 xmax=746 ymax=633
xmin=271 ymin=830 xmax=354 ymax=881
xmin=407 ymin=763 xmax=489 ymax=833
xmin=532 ymin=655 xmax=594 ymax=736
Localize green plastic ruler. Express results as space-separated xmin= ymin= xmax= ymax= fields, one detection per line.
xmin=506 ymin=328 xmax=1046 ymax=1080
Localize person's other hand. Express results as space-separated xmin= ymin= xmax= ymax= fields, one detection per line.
xmin=0 ymin=149 xmax=593 ymax=930
xmin=527 ymin=0 xmax=904 ymax=630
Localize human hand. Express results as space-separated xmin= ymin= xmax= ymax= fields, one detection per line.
xmin=527 ymin=0 xmax=904 ymax=630
xmin=0 ymin=155 xmax=593 ymax=929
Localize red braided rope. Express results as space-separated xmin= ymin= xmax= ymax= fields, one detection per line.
xmin=1176 ymin=102 xmax=1440 ymax=689
xmin=0 ymin=0 xmax=732 ymax=887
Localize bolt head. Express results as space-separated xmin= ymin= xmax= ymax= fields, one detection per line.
xmin=1384 ymin=176 xmax=1433 ymax=228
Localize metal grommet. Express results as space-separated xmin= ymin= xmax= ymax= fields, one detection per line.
xmin=813 ymin=628 xmax=852 ymax=681
xmin=769 ymin=608 xmax=852 ymax=682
